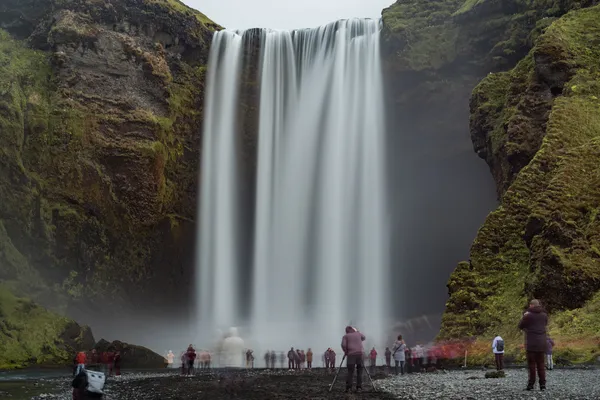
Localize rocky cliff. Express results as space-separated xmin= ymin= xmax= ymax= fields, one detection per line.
xmin=381 ymin=0 xmax=600 ymax=362
xmin=0 ymin=0 xmax=219 ymax=328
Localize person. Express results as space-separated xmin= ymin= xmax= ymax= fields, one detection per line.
xmin=246 ymin=349 xmax=254 ymax=368
xmin=300 ymin=350 xmax=306 ymax=369
xmin=279 ymin=351 xmax=285 ymax=369
xmin=75 ymin=351 xmax=87 ymax=375
xmin=341 ymin=326 xmax=366 ymax=393
xmin=106 ymin=351 xmax=115 ymax=377
xmin=114 ymin=351 xmax=121 ymax=377
xmin=166 ymin=350 xmax=174 ymax=368
xmin=369 ymin=347 xmax=378 ymax=371
xmin=405 ymin=346 xmax=413 ymax=373
xmin=415 ymin=344 xmax=425 ymax=371
xmin=306 ymin=348 xmax=313 ymax=369
xmin=200 ymin=350 xmax=211 ymax=369
xmin=492 ymin=335 xmax=505 ymax=371
xmin=264 ymin=351 xmax=271 ymax=369
xmin=294 ymin=349 xmax=301 ymax=370
xmin=288 ymin=348 xmax=295 ymax=369
xmin=546 ymin=336 xmax=555 ymax=370
xmin=324 ymin=349 xmax=330 ymax=369
xmin=91 ymin=349 xmax=99 ymax=367
xmin=186 ymin=345 xmax=197 ymax=375
xmin=392 ymin=335 xmax=406 ymax=375
xmin=329 ymin=348 xmax=336 ymax=371
xmin=385 ymin=347 xmax=392 ymax=369
xmin=72 ymin=369 xmax=88 ymax=400
xmin=519 ymin=299 xmax=548 ymax=391
xmin=269 ymin=351 xmax=277 ymax=369
xmin=180 ymin=351 xmax=187 ymax=375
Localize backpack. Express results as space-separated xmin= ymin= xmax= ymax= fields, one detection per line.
xmin=85 ymin=370 xmax=106 ymax=394
xmin=496 ymin=339 xmax=504 ymax=352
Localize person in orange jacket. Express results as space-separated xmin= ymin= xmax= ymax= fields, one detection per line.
xmin=306 ymin=348 xmax=313 ymax=369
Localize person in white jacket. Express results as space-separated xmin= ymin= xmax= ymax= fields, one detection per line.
xmin=492 ymin=335 xmax=505 ymax=371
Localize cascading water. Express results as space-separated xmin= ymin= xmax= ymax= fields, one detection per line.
xmin=197 ymin=18 xmax=389 ymax=356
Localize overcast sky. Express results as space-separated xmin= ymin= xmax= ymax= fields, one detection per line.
xmin=183 ymin=0 xmax=395 ymax=30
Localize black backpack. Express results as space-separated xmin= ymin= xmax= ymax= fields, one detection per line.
xmin=496 ymin=339 xmax=505 ymax=352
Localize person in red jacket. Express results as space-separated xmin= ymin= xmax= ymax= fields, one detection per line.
xmin=186 ymin=345 xmax=197 ymax=375
xmin=75 ymin=351 xmax=87 ymax=375
xmin=369 ymin=347 xmax=378 ymax=372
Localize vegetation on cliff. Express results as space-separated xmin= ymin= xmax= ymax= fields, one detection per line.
xmin=440 ymin=4 xmax=600 ymax=364
xmin=0 ymin=284 xmax=94 ymax=369
xmin=0 ymin=0 xmax=219 ymax=321
xmin=382 ymin=0 xmax=597 ymax=72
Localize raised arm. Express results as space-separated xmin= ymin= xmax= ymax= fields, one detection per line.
xmin=518 ymin=312 xmax=529 ymax=330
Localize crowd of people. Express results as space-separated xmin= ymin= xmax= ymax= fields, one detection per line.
xmin=70 ymin=298 xmax=554 ymax=396
xmin=73 ymin=349 xmax=122 ymax=378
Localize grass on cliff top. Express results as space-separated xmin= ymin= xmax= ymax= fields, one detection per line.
xmin=146 ymin=0 xmax=217 ymax=27
xmin=382 ymin=0 xmax=464 ymax=33
xmin=0 ymin=284 xmax=71 ymax=370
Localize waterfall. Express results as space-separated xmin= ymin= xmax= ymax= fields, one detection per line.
xmin=197 ymin=18 xmax=389 ymax=354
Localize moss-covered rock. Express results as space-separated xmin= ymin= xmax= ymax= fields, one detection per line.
xmin=0 ymin=284 xmax=94 ymax=370
xmin=381 ymin=0 xmax=596 ymax=73
xmin=0 ymin=0 xmax=218 ymax=322
xmin=440 ymin=5 xmax=600 ymax=362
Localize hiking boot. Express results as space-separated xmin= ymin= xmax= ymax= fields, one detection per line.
xmin=540 ymin=385 xmax=546 ymax=391
xmin=356 ymin=387 xmax=362 ymax=393
xmin=345 ymin=387 xmax=352 ymax=393
xmin=525 ymin=385 xmax=534 ymax=391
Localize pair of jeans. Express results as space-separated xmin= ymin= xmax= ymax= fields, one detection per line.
xmin=346 ymin=354 xmax=363 ymax=390
xmin=546 ymin=354 xmax=553 ymax=370
xmin=527 ymin=351 xmax=546 ymax=387
xmin=75 ymin=364 xmax=85 ymax=375
xmin=394 ymin=360 xmax=405 ymax=375
xmin=494 ymin=353 xmax=504 ymax=370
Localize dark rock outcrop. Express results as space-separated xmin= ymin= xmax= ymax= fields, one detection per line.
xmin=94 ymin=339 xmax=165 ymax=368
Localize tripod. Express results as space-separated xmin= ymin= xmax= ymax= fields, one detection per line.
xmin=328 ymin=355 xmax=377 ymax=392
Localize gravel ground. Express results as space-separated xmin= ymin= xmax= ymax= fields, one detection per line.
xmin=29 ymin=368 xmax=395 ymax=399
xmin=26 ymin=367 xmax=600 ymax=399
xmin=378 ymin=368 xmax=600 ymax=400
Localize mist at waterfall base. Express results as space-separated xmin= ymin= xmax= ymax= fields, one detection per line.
xmin=197 ymin=19 xmax=389 ymax=354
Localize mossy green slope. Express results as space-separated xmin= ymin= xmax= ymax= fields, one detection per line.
xmin=440 ymin=5 xmax=600 ymax=362
xmin=0 ymin=284 xmax=94 ymax=369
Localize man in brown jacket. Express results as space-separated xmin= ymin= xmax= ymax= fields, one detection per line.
xmin=518 ymin=299 xmax=548 ymax=391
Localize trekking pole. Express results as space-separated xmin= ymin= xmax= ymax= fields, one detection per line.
xmin=328 ymin=355 xmax=346 ymax=392
xmin=362 ymin=362 xmax=377 ymax=392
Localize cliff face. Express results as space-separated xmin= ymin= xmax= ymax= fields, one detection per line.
xmin=442 ymin=4 xmax=600 ymax=362
xmin=0 ymin=0 xmax=218 ymax=323
xmin=381 ymin=0 xmax=600 ymax=362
